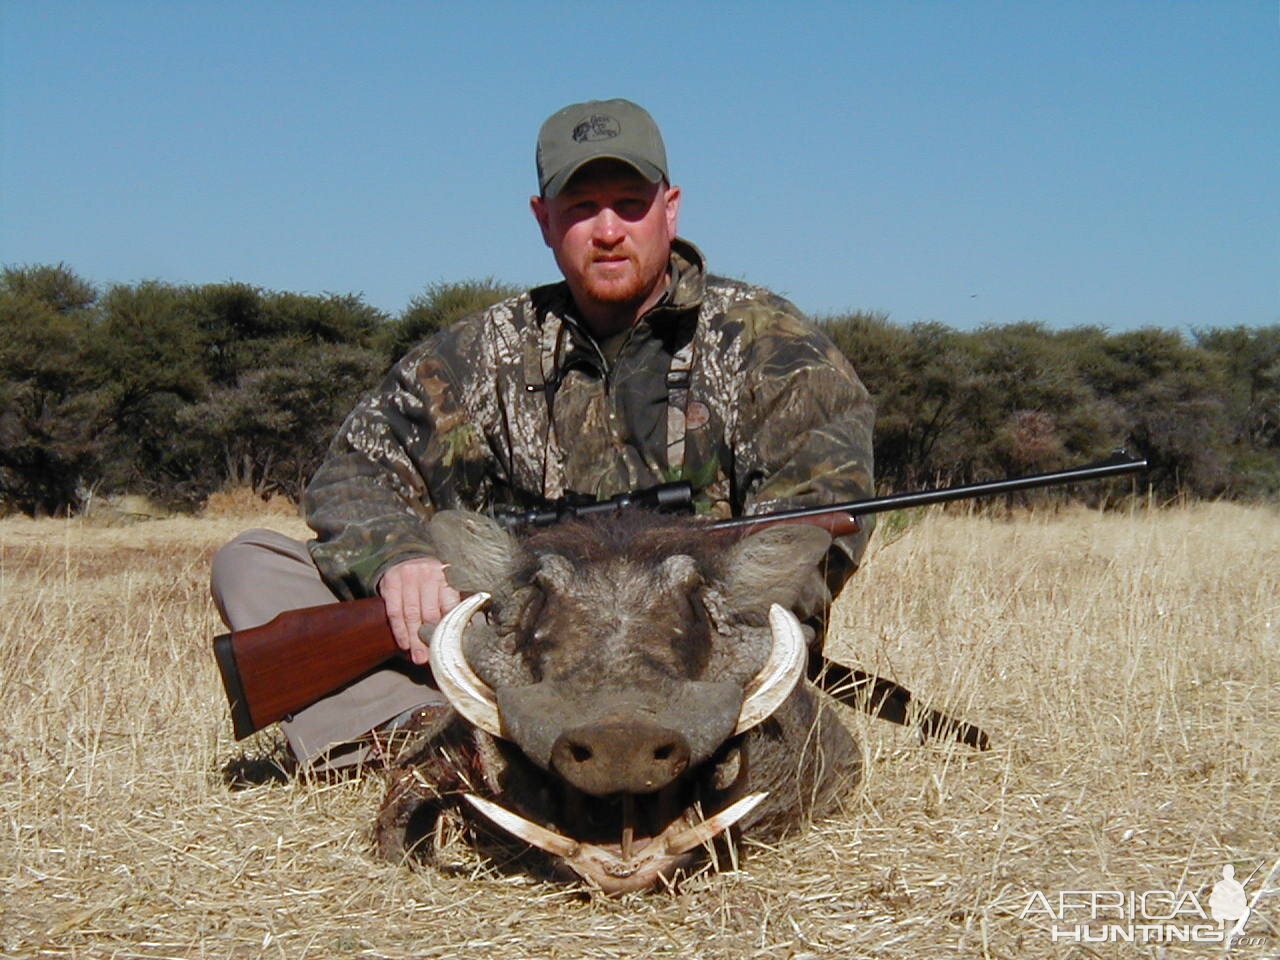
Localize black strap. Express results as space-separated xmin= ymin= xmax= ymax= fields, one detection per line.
xmin=664 ymin=338 xmax=695 ymax=474
xmin=809 ymin=654 xmax=990 ymax=751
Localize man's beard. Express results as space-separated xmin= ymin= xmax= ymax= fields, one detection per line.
xmin=578 ymin=253 xmax=663 ymax=307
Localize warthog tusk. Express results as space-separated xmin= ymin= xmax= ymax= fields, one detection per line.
xmin=662 ymin=792 xmax=769 ymax=854
xmin=464 ymin=794 xmax=581 ymax=858
xmin=429 ymin=592 xmax=503 ymax=737
xmin=733 ymin=604 xmax=808 ymax=734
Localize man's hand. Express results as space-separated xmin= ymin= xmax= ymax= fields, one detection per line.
xmin=377 ymin=557 xmax=461 ymax=665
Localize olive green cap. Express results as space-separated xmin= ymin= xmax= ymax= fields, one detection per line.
xmin=536 ymin=99 xmax=668 ymax=198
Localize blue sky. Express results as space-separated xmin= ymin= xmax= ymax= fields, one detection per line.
xmin=2 ymin=1 xmax=1276 ymax=331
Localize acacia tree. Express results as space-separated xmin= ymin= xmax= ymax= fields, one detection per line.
xmin=1074 ymin=328 xmax=1233 ymax=497
xmin=821 ymin=313 xmax=981 ymax=489
xmin=1196 ymin=325 xmax=1280 ymax=497
xmin=180 ymin=340 xmax=385 ymax=500
xmin=86 ymin=281 xmax=211 ymax=500
xmin=0 ymin=265 xmax=105 ymax=514
xmin=821 ymin=316 xmax=1124 ymax=490
xmin=90 ymin=283 xmax=390 ymax=504
xmin=377 ymin=278 xmax=520 ymax=362
xmin=934 ymin=323 xmax=1124 ymax=480
xmin=1 ymin=262 xmax=96 ymax=312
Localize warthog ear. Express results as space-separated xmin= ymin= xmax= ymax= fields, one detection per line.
xmin=659 ymin=554 xmax=701 ymax=593
xmin=532 ymin=553 xmax=575 ymax=593
xmin=711 ymin=524 xmax=833 ymax=621
xmin=428 ymin=510 xmax=524 ymax=599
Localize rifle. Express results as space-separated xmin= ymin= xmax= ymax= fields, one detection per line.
xmin=213 ymin=452 xmax=1146 ymax=742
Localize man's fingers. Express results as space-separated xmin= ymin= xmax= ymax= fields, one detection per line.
xmin=378 ymin=557 xmax=454 ymax=666
xmin=401 ymin=583 xmax=424 ymax=632
xmin=381 ymin=576 xmax=411 ymax=652
xmin=378 ymin=567 xmax=420 ymax=657
xmin=402 ymin=578 xmax=432 ymax=665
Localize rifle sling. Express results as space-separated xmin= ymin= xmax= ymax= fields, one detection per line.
xmin=808 ymin=654 xmax=990 ymax=751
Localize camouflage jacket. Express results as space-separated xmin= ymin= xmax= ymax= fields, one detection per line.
xmin=304 ymin=239 xmax=875 ymax=601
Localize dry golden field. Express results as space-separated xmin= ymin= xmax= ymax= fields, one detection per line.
xmin=1 ymin=503 xmax=1276 ymax=959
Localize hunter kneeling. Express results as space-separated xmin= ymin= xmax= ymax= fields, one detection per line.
xmin=211 ymin=97 xmax=875 ymax=772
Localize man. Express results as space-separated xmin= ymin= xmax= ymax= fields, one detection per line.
xmin=212 ymin=98 xmax=875 ymax=770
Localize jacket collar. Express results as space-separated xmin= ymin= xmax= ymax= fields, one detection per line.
xmin=652 ymin=237 xmax=706 ymax=318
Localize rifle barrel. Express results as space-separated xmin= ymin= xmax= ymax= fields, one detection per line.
xmin=712 ymin=453 xmax=1147 ymax=531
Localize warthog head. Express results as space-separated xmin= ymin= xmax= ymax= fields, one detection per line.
xmin=375 ymin=510 xmax=859 ymax=893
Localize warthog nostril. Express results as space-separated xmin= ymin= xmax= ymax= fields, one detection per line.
xmin=569 ymin=744 xmax=592 ymax=763
xmin=653 ymin=744 xmax=674 ymax=760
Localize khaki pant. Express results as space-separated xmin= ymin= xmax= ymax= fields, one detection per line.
xmin=210 ymin=529 xmax=444 ymax=769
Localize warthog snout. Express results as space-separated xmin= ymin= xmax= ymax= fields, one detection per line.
xmin=550 ymin=721 xmax=692 ymax=796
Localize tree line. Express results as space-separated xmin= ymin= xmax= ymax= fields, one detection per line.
xmin=2 ymin=263 xmax=1277 ymax=516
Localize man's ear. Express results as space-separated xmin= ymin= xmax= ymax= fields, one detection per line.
xmin=663 ymin=184 xmax=681 ymax=241
xmin=530 ymin=195 xmax=553 ymax=247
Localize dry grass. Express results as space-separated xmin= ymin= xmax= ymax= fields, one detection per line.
xmin=200 ymin=489 xmax=299 ymax=520
xmin=0 ymin=503 xmax=1276 ymax=959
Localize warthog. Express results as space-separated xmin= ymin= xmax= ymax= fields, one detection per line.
xmin=374 ymin=509 xmax=860 ymax=893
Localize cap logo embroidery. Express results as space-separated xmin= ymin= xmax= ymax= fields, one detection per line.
xmin=572 ymin=115 xmax=621 ymax=142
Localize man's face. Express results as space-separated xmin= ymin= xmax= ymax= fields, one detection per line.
xmin=531 ymin=160 xmax=681 ymax=335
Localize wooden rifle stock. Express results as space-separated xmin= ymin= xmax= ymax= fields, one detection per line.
xmin=213 ymin=597 xmax=397 ymax=740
